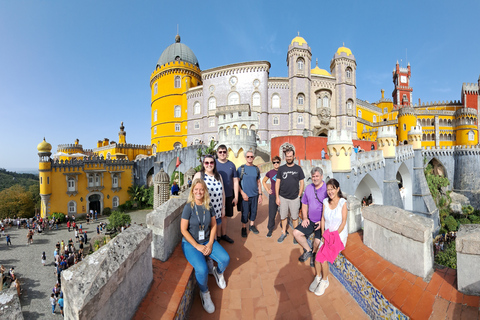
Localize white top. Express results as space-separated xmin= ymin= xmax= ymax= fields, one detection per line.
xmin=204 ymin=174 xmax=223 ymax=219
xmin=323 ymin=197 xmax=348 ymax=247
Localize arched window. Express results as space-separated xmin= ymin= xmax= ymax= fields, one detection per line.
xmin=358 ymin=110 xmax=362 ymax=117
xmin=112 ymin=174 xmax=118 ymax=188
xmin=403 ymin=124 xmax=407 ymax=131
xmin=194 ymin=102 xmax=201 ymax=114
xmin=273 ymin=117 xmax=279 ymax=125
xmin=194 ymin=121 xmax=200 ymax=129
xmin=297 ymin=94 xmax=304 ymax=105
xmin=174 ymin=105 xmax=181 ymax=118
xmin=112 ymin=196 xmax=119 ymax=208
xmin=152 ymin=144 xmax=157 ymax=154
xmin=67 ymin=178 xmax=75 ymax=192
xmin=154 ymin=127 xmax=157 ymax=134
xmin=252 ymin=92 xmax=261 ymax=107
xmin=373 ymin=115 xmax=377 ymax=123
xmin=346 ymin=67 xmax=352 ymax=79
xmin=174 ymin=142 xmax=182 ymax=149
xmin=68 ymin=201 xmax=76 ymax=214
xmin=228 ymin=92 xmax=240 ymax=105
xmin=468 ymin=130 xmax=475 ymax=141
xmin=175 ymin=124 xmax=181 ymax=132
xmin=154 ymin=110 xmax=157 ymax=121
xmin=272 ymin=94 xmax=280 ymax=108
xmin=106 ymin=153 xmax=111 ymax=160
xmin=297 ymin=58 xmax=304 ymax=71
xmin=298 ymin=115 xmax=304 ymax=124
xmin=346 ymin=100 xmax=353 ymax=109
xmin=174 ymin=76 xmax=181 ymax=88
xmin=208 ymin=97 xmax=216 ymax=110
xmin=154 ymin=83 xmax=158 ymax=95
xmin=323 ymin=96 xmax=329 ymax=108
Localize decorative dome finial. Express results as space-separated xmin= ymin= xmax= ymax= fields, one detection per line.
xmin=175 ymin=34 xmax=180 ymax=43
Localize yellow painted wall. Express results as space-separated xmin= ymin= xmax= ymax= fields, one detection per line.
xmin=397 ymin=114 xmax=417 ymax=144
xmin=43 ymin=163 xmax=132 ymax=217
xmin=151 ymin=61 xmax=201 ymax=152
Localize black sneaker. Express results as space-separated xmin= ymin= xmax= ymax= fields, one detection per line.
xmin=217 ymin=236 xmax=222 ymax=242
xmin=266 ymin=230 xmax=273 ymax=238
xmin=299 ymin=250 xmax=313 ymax=262
xmin=310 ymin=252 xmax=316 ymax=267
xmin=241 ymin=227 xmax=247 ymax=238
xmin=249 ymin=225 xmax=259 ymax=234
xmin=221 ymin=234 xmax=234 ymax=244
xmin=277 ymin=233 xmax=288 ymax=243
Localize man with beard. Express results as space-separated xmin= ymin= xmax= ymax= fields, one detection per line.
xmin=275 ymin=148 xmax=305 ymax=243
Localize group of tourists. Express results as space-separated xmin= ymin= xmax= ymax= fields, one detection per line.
xmin=181 ymin=145 xmax=348 ymax=314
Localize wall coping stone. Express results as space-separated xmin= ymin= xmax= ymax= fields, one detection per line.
xmin=0 ymin=287 xmax=23 ymax=320
xmin=362 ymin=205 xmax=433 ymax=242
xmin=456 ymin=224 xmax=480 ymax=255
xmin=62 ymin=224 xmax=152 ymax=319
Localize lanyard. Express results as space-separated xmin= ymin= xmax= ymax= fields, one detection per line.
xmin=193 ymin=204 xmax=206 ymax=231
xmin=313 ymin=184 xmax=323 ymax=204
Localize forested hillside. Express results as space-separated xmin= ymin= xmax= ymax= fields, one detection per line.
xmin=0 ymin=168 xmax=38 ymax=192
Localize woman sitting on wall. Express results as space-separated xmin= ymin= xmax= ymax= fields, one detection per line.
xmin=309 ymin=178 xmax=348 ymax=296
xmin=180 ymin=178 xmax=230 ymax=314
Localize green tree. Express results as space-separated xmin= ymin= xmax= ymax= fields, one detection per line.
xmin=444 ymin=215 xmax=458 ymax=232
xmin=435 ymin=241 xmax=457 ymax=269
xmin=0 ymin=185 xmax=35 ymax=218
xmin=127 ymin=185 xmax=150 ymax=208
xmin=195 ymin=140 xmax=217 ymax=172
xmin=108 ymin=210 xmax=131 ymax=230
xmin=424 ymin=164 xmax=449 ymax=200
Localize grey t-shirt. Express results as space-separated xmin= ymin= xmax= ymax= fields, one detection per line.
xmin=181 ymin=203 xmax=215 ymax=243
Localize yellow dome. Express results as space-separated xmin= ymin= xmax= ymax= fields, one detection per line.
xmin=336 ymin=46 xmax=352 ymax=56
xmin=37 ymin=138 xmax=52 ymax=152
xmin=311 ymin=66 xmax=331 ymax=76
xmin=291 ymin=36 xmax=307 ymax=46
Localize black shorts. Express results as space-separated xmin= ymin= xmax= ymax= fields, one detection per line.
xmin=225 ymin=196 xmax=234 ymax=217
xmin=295 ymin=219 xmax=322 ymax=240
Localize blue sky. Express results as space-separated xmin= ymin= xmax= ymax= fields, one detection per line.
xmin=1 ymin=0 xmax=479 ymax=171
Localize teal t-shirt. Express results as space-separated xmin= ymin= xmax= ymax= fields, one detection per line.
xmin=238 ymin=165 xmax=260 ymax=197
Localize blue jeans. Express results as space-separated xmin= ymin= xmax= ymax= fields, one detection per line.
xmin=241 ymin=195 xmax=258 ymax=224
xmin=182 ymin=238 xmax=230 ymax=293
xmin=52 ymin=304 xmax=55 ymax=313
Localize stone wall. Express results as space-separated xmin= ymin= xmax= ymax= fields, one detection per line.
xmin=0 ymin=287 xmax=23 ymax=320
xmin=456 ymin=224 xmax=480 ymax=296
xmin=147 ymin=193 xmax=188 ymax=261
xmin=362 ymin=205 xmax=434 ymax=279
xmin=62 ymin=225 xmax=152 ymax=320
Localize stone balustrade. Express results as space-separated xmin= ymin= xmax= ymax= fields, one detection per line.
xmin=362 ymin=205 xmax=434 ymax=279
xmin=0 ymin=287 xmax=23 ymax=320
xmin=147 ymin=193 xmax=188 ymax=261
xmin=456 ymin=224 xmax=480 ymax=296
xmin=62 ymin=225 xmax=152 ymax=320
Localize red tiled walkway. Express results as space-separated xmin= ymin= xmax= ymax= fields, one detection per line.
xmin=343 ymin=232 xmax=480 ymax=320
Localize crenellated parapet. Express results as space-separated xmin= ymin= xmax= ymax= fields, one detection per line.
xmin=408 ymin=125 xmax=423 ymax=150
xmin=394 ymin=145 xmax=414 ymax=163
xmin=421 ymin=145 xmax=480 ymax=157
xmin=51 ymin=156 xmax=133 ymax=171
xmin=93 ymin=143 xmax=151 ymax=152
xmin=462 ymin=82 xmax=479 ymax=94
xmin=413 ymin=100 xmax=461 ymax=108
xmin=454 ymin=145 xmax=480 ymax=155
xmin=218 ymin=128 xmax=257 ymax=157
xmin=377 ymin=126 xmax=397 ymax=158
xmin=455 ymin=108 xmax=478 ymax=118
xmin=327 ymin=130 xmax=353 ymax=173
xmin=398 ymin=106 xmax=415 ymax=117
xmin=350 ymin=150 xmax=385 ymax=176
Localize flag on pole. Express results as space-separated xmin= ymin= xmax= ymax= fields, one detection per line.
xmin=175 ymin=151 xmax=182 ymax=168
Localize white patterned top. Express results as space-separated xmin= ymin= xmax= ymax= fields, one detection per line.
xmin=323 ymin=197 xmax=348 ymax=247
xmin=204 ymin=174 xmax=223 ymax=219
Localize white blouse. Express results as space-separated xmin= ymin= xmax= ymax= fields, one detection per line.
xmin=323 ymin=197 xmax=348 ymax=247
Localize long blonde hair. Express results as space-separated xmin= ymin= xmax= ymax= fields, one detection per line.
xmin=188 ymin=178 xmax=211 ymax=210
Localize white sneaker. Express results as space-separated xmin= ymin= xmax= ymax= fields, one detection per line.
xmin=309 ymin=275 xmax=322 ymax=292
xmin=207 ymin=258 xmax=214 ymax=275
xmin=314 ymin=278 xmax=329 ymax=296
xmin=213 ymin=266 xmax=226 ymax=289
xmin=200 ymin=290 xmax=215 ymax=313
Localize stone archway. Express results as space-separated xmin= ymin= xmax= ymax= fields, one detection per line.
xmin=397 ymin=162 xmax=413 ymax=210
xmin=87 ymin=192 xmax=104 ymax=215
xmin=355 ymin=173 xmax=383 ymax=206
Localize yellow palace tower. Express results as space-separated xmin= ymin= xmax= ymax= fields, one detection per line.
xmin=150 ymin=34 xmax=202 ymax=153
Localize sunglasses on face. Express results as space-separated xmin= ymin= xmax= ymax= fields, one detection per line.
xmin=204 ymin=161 xmax=215 ymax=165
xmin=217 ymin=151 xmax=227 ymax=154
xmin=273 ymin=161 xmax=280 ymax=164
xmin=246 ymin=156 xmax=254 ymax=158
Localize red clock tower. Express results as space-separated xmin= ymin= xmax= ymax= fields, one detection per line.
xmin=392 ymin=61 xmax=412 ymax=108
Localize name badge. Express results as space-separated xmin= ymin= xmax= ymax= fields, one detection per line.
xmin=198 ymin=230 xmax=205 ymax=241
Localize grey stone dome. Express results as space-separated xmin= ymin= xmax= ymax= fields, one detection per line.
xmin=154 ymin=168 xmax=170 ymax=183
xmin=157 ymin=35 xmax=199 ymax=68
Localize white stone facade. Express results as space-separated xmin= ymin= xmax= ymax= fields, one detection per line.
xmin=185 ymin=38 xmax=357 ymax=145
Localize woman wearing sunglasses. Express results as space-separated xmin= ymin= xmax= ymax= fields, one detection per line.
xmin=180 ymin=178 xmax=230 ymax=313
xmin=262 ymin=155 xmax=281 ymax=238
xmin=193 ymin=155 xmax=226 ymax=233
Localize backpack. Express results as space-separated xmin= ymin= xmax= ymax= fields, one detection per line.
xmin=237 ymin=164 xmax=261 ymax=211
